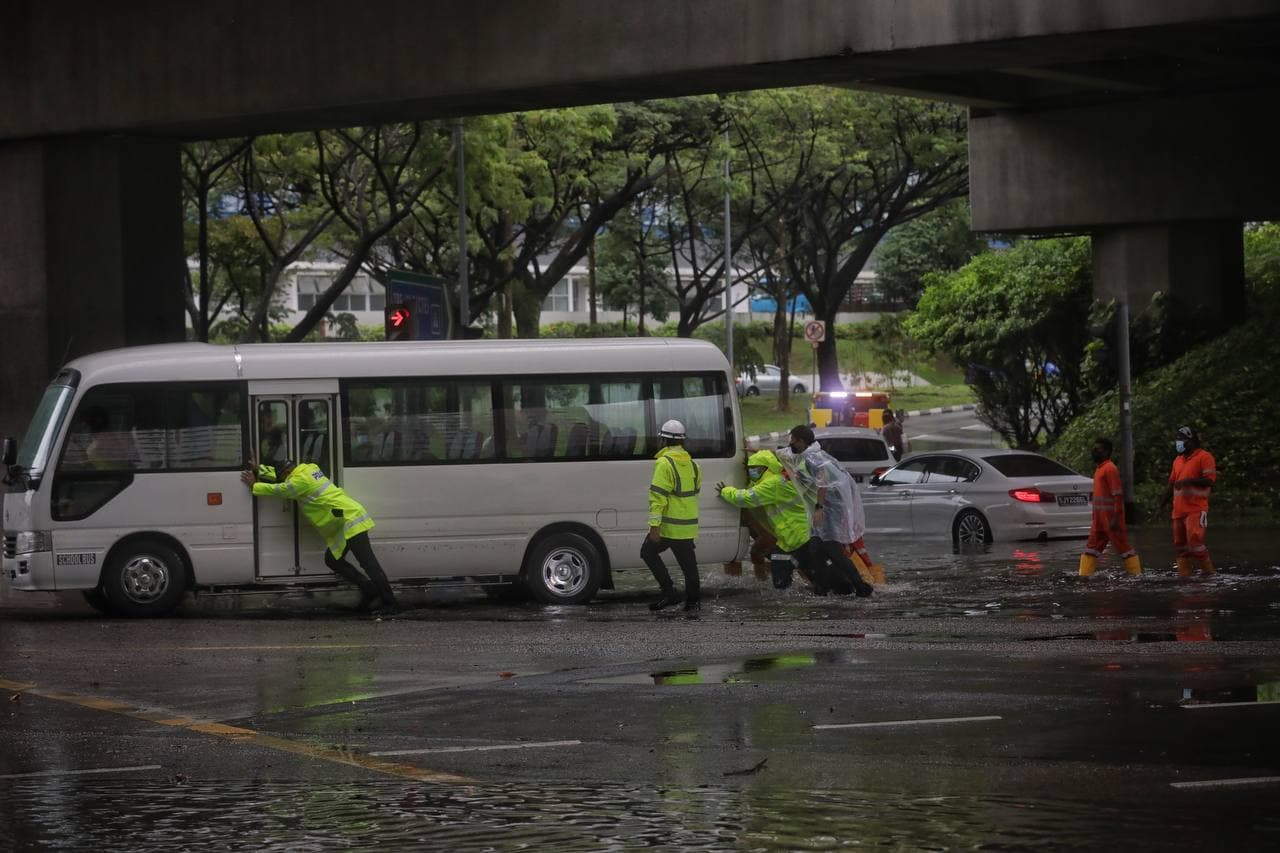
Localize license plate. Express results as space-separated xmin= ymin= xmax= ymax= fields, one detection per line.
xmin=1057 ymin=494 xmax=1088 ymax=507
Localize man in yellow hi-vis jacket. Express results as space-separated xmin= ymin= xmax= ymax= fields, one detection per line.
xmin=643 ymin=419 xmax=702 ymax=612
xmin=241 ymin=458 xmax=399 ymax=613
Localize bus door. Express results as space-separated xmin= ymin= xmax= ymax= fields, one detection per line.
xmin=251 ymin=393 xmax=338 ymax=578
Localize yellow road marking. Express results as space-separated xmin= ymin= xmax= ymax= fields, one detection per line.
xmin=0 ymin=677 xmax=469 ymax=785
xmin=173 ymin=644 xmax=408 ymax=652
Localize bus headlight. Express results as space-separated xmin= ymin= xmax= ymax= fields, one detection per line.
xmin=10 ymin=531 xmax=54 ymax=555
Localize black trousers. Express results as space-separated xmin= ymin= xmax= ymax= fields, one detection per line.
xmin=809 ymin=538 xmax=872 ymax=596
xmin=324 ymin=531 xmax=396 ymax=603
xmin=769 ymin=537 xmax=820 ymax=590
xmin=641 ymin=537 xmax=700 ymax=602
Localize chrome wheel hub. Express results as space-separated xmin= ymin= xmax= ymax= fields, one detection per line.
xmin=120 ymin=554 xmax=171 ymax=604
xmin=541 ymin=548 xmax=588 ymax=597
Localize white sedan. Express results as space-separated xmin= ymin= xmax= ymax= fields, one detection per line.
xmin=736 ymin=364 xmax=807 ymax=396
xmin=861 ymin=449 xmax=1093 ymax=544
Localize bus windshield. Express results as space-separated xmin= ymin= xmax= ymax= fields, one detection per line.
xmin=16 ymin=383 xmax=76 ymax=477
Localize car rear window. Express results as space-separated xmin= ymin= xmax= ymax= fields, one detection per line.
xmin=984 ymin=454 xmax=1078 ymax=478
xmin=822 ymin=437 xmax=890 ymax=462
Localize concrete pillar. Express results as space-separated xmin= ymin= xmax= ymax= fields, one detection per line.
xmin=1092 ymin=222 xmax=1245 ymax=330
xmin=0 ymin=137 xmax=183 ymax=439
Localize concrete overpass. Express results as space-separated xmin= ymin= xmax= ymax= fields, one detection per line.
xmin=3 ymin=0 xmax=1280 ymax=436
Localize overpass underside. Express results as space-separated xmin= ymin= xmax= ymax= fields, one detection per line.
xmin=3 ymin=1 xmax=1280 ymax=436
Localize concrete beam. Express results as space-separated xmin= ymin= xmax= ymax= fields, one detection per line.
xmin=3 ymin=1 xmax=1278 ymax=140
xmin=969 ymin=90 xmax=1280 ymax=232
xmin=0 ymin=138 xmax=184 ymax=439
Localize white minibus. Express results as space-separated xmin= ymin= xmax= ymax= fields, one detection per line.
xmin=2 ymin=339 xmax=747 ymax=616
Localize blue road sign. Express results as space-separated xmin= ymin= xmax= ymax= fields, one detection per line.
xmin=384 ymin=271 xmax=452 ymax=341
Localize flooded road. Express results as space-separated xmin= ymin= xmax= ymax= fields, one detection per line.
xmin=3 ymin=527 xmax=1280 ymax=850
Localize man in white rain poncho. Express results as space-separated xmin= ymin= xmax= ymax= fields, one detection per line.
xmin=777 ymin=425 xmax=875 ymax=597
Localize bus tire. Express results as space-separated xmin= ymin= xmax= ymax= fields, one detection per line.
xmin=81 ymin=587 xmax=114 ymax=616
xmin=524 ymin=533 xmax=602 ymax=605
xmin=101 ymin=538 xmax=188 ymax=618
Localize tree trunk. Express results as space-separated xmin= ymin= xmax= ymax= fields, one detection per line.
xmin=511 ymin=280 xmax=543 ymax=339
xmin=587 ymin=242 xmax=598 ymax=328
xmin=815 ymin=317 xmax=842 ymax=391
xmin=497 ymin=284 xmax=513 ymax=339
xmin=773 ymin=301 xmax=791 ymax=412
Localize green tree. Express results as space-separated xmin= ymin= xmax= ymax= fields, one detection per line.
xmin=286 ymin=122 xmax=451 ymax=342
xmin=181 ymin=138 xmax=251 ymax=341
xmin=235 ymin=133 xmax=335 ymax=342
xmin=1245 ymin=221 xmax=1280 ymax=295
xmin=594 ymin=201 xmax=672 ymax=332
xmin=874 ymin=200 xmax=987 ymax=307
xmin=908 ymin=238 xmax=1092 ymax=449
xmin=736 ymin=88 xmax=968 ymax=390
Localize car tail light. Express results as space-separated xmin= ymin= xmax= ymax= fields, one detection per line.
xmin=1009 ymin=488 xmax=1053 ymax=503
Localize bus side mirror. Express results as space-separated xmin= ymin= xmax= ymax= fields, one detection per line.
xmin=2 ymin=437 xmax=15 ymax=467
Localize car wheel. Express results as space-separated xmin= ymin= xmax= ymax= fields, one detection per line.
xmin=101 ymin=539 xmax=188 ymax=618
xmin=524 ymin=532 xmax=602 ymax=605
xmin=793 ymin=383 xmax=806 ymax=394
xmin=952 ymin=509 xmax=992 ymax=547
xmin=745 ymin=386 xmax=760 ymax=397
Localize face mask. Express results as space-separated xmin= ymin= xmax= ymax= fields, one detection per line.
xmin=1175 ymin=440 xmax=1186 ymax=454
xmin=748 ymin=468 xmax=764 ymax=481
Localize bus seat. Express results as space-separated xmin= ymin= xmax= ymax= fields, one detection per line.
xmin=609 ymin=428 xmax=636 ymax=457
xmin=565 ymin=423 xmax=588 ymax=457
xmin=375 ymin=430 xmax=399 ymax=462
xmin=523 ymin=422 xmax=558 ymax=458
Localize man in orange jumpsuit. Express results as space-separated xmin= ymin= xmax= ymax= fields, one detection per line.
xmin=1079 ymin=436 xmax=1141 ymax=577
xmin=1162 ymin=425 xmax=1217 ymax=576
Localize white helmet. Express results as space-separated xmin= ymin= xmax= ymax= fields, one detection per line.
xmin=658 ymin=419 xmax=686 ymax=440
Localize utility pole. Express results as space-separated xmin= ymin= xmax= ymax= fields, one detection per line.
xmin=723 ymin=127 xmax=734 ymax=370
xmin=454 ymin=119 xmax=469 ymax=334
xmin=1116 ymin=299 xmax=1136 ymax=520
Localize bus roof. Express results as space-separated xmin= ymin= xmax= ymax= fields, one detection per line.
xmin=62 ymin=338 xmax=732 ymax=386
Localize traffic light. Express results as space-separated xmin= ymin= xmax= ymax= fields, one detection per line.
xmin=385 ymin=304 xmax=413 ymax=341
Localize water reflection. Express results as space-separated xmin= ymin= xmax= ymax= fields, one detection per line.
xmin=586 ymin=653 xmax=823 ymax=686
xmin=3 ymin=779 xmax=1277 ymax=851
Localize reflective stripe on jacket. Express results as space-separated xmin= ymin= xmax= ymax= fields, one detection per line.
xmin=1169 ymin=448 xmax=1216 ymax=516
xmin=719 ymin=449 xmax=809 ymax=552
xmin=648 ymin=446 xmax=701 ymax=539
xmin=253 ymin=463 xmax=375 ymax=557
xmin=1091 ymin=459 xmax=1125 ymax=514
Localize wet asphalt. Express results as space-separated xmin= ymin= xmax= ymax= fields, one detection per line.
xmin=3 ymin=529 xmax=1280 ymax=851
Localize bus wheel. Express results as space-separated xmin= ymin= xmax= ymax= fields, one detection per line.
xmin=81 ymin=587 xmax=114 ymax=616
xmin=525 ymin=533 xmax=602 ymax=605
xmin=102 ymin=539 xmax=188 ymax=617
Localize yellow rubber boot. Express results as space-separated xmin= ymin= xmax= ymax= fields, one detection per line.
xmin=868 ymin=563 xmax=887 ymax=585
xmin=1199 ymin=556 xmax=1216 ymax=576
xmin=1176 ymin=556 xmax=1193 ymax=577
xmin=850 ymin=552 xmax=876 ymax=586
xmin=1078 ymin=554 xmax=1097 ymax=577
xmin=1123 ymin=555 xmax=1142 ymax=577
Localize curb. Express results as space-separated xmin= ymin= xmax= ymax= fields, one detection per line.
xmin=745 ymin=403 xmax=977 ymax=446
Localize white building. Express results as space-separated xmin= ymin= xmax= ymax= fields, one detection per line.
xmin=195 ymin=258 xmax=883 ymax=336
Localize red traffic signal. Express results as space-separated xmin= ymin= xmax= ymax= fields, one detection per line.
xmin=385 ymin=304 xmax=413 ymax=341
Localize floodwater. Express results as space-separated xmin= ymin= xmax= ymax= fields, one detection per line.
xmin=5 ymin=530 xmax=1280 ymax=850
xmin=4 ymin=778 xmax=1277 ymax=851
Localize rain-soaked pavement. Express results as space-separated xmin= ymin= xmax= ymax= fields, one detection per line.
xmin=3 ymin=528 xmax=1280 ymax=850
